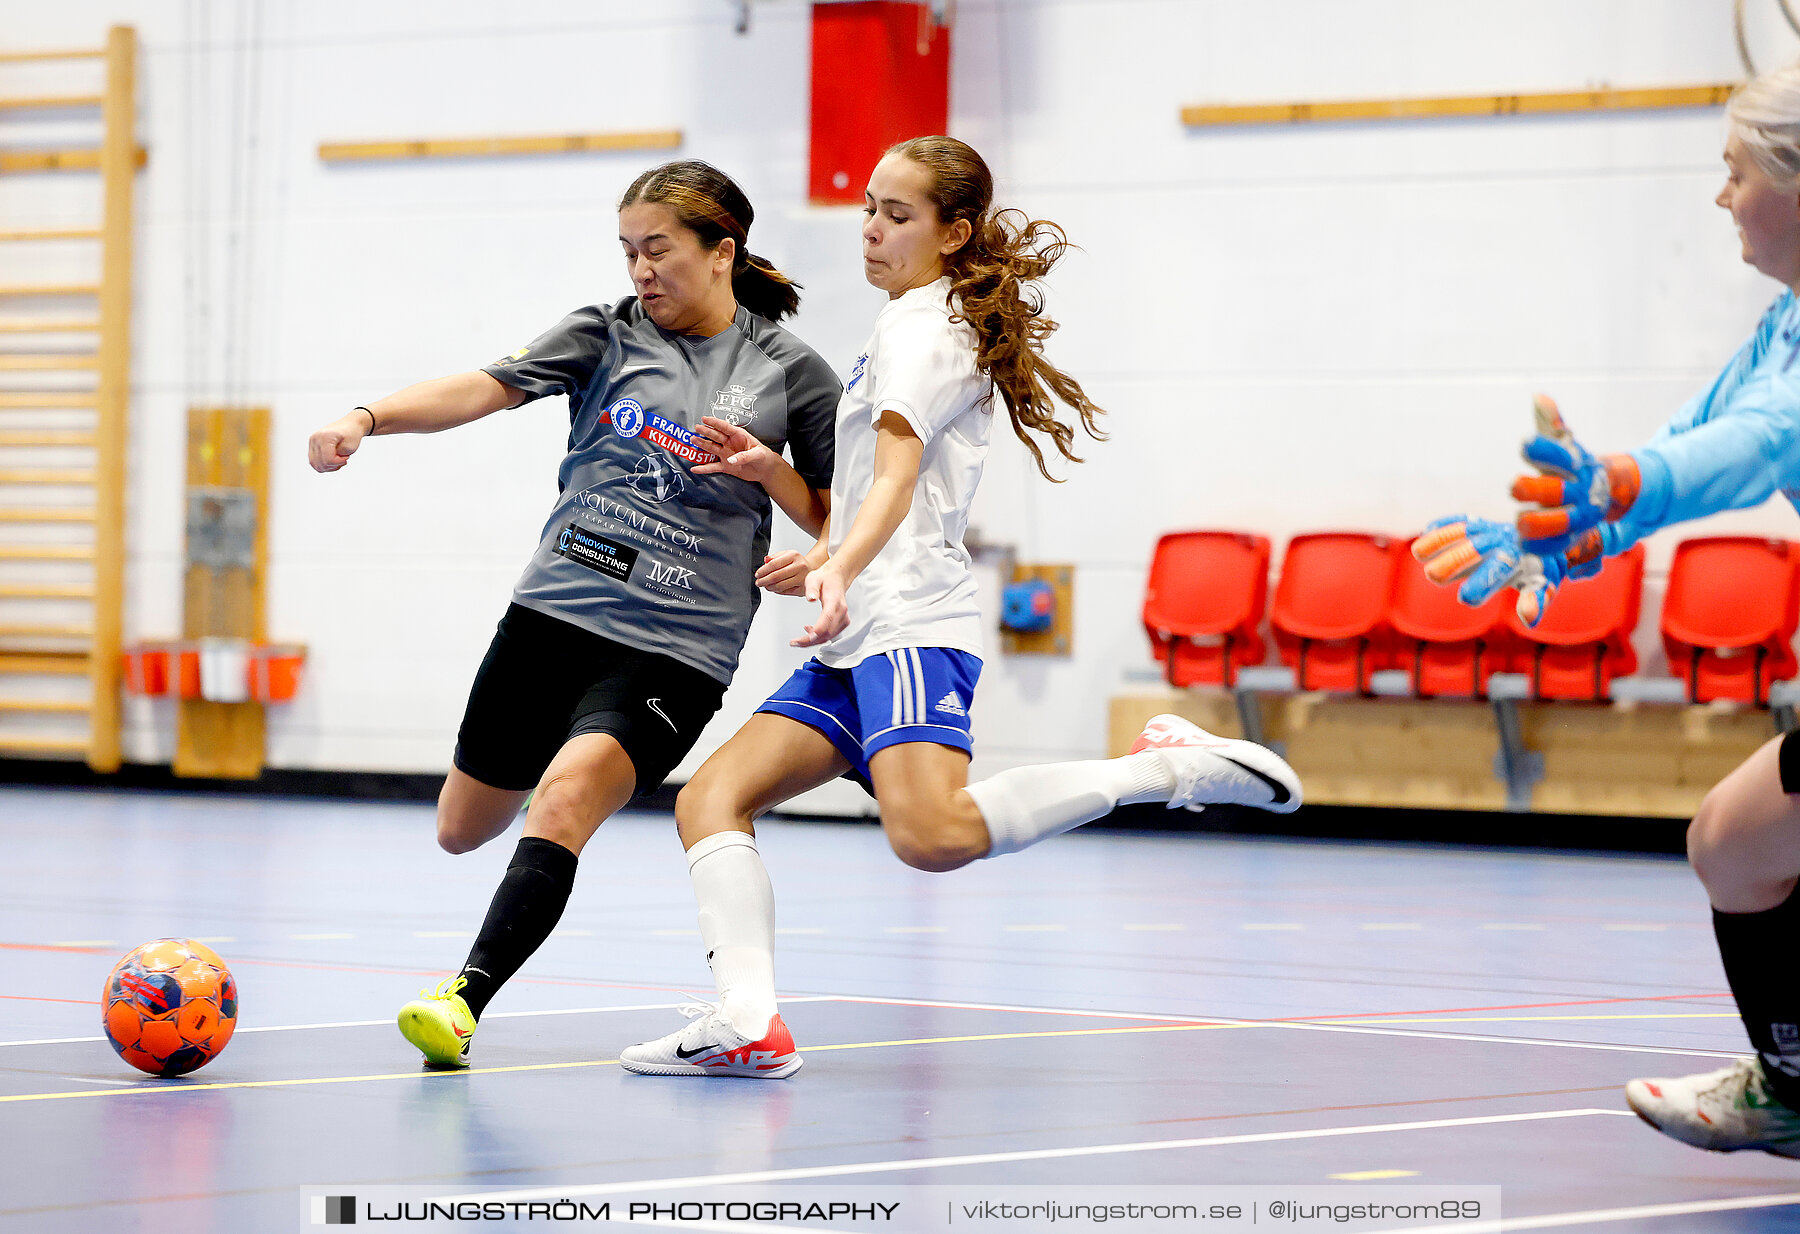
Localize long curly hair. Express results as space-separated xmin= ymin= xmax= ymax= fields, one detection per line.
xmin=620 ymin=161 xmax=801 ymax=321
xmin=886 ymin=136 xmax=1106 ymax=481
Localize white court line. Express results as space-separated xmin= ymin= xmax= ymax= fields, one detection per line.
xmin=1212 ymin=1017 xmax=1741 ymax=1060
xmin=0 ymin=991 xmax=1741 ymax=1060
xmin=0 ymin=997 xmax=845 ymax=1049
xmin=434 ymin=1108 xmax=1635 ymax=1205
xmin=1379 ymin=1190 xmax=1800 ymax=1232
xmin=824 ymin=994 xmax=1748 ymax=1059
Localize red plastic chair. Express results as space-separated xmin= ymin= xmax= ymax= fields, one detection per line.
xmin=1661 ymin=536 xmax=1800 ymax=705
xmin=1270 ymin=532 xmax=1403 ymax=693
xmin=1141 ymin=531 xmax=1270 ymax=688
xmin=1503 ymin=545 xmax=1645 ymax=700
xmin=1390 ymin=537 xmax=1515 ymax=698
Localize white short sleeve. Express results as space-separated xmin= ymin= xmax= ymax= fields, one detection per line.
xmin=867 ymin=306 xmax=986 ymax=447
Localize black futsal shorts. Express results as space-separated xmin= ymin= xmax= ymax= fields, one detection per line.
xmin=453 ymin=603 xmax=726 ymax=796
xmin=1781 ymin=727 xmax=1800 ymax=795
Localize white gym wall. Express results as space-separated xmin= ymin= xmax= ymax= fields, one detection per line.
xmin=3 ymin=1 xmax=1794 ymax=810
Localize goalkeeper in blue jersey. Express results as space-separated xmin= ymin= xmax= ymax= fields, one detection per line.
xmin=1417 ymin=62 xmax=1800 ymax=1159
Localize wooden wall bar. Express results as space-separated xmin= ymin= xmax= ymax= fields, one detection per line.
xmin=1182 ymin=83 xmax=1735 ymax=128
xmin=88 ymin=23 xmax=137 ymax=773
xmin=318 ymin=130 xmax=683 ymax=164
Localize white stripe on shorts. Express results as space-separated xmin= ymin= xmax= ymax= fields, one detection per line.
xmin=907 ymin=647 xmax=926 ymax=724
xmin=887 ymin=650 xmax=906 ymax=726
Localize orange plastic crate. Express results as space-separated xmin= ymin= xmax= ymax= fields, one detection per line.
xmin=122 ymin=645 xmax=171 ymax=695
xmin=249 ymin=644 xmax=306 ymax=702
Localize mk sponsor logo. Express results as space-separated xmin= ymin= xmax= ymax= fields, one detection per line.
xmin=846 ymin=352 xmax=868 ymax=391
xmin=646 ymin=560 xmax=696 ymax=590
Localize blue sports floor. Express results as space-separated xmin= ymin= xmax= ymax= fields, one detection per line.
xmin=3 ymin=787 xmax=1800 ymax=1232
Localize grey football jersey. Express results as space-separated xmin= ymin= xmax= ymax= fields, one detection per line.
xmin=482 ymin=298 xmax=838 ymax=684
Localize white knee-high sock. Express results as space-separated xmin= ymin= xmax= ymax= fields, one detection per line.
xmin=687 ymin=830 xmax=778 ymax=1038
xmin=965 ymin=752 xmax=1176 ymax=858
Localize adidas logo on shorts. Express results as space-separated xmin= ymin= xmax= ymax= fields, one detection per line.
xmin=934 ymin=691 xmax=966 ymax=718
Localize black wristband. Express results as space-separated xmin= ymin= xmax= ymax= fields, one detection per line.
xmin=354 ymin=405 xmax=377 ymax=435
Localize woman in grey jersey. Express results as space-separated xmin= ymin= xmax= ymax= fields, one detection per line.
xmin=304 ymin=161 xmax=839 ymax=1068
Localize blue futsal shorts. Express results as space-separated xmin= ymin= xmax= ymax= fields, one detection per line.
xmin=756 ymin=647 xmax=983 ymax=786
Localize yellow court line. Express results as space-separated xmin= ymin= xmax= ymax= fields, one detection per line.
xmin=1333 ymin=1169 xmax=1419 ymax=1180
xmin=2 ymin=1011 xmax=1735 ymax=1105
xmin=0 ymin=1023 xmax=1226 ymax=1104
xmin=0 ymin=1057 xmax=621 ymax=1102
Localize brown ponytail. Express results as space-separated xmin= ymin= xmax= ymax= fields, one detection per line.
xmin=886 ymin=136 xmax=1106 ymax=481
xmin=733 ymin=249 xmax=801 ymax=322
xmin=619 ymin=161 xmax=802 ymax=321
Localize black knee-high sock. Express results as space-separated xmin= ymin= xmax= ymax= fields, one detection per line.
xmin=1714 ymin=885 xmax=1800 ymax=1106
xmin=456 ymin=837 xmax=577 ymax=1021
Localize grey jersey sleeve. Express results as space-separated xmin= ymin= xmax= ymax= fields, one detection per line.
xmin=784 ymin=350 xmax=839 ymax=490
xmin=481 ymin=305 xmax=615 ymax=403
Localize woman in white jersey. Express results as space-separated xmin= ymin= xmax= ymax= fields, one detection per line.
xmin=618 ymin=137 xmax=1303 ymax=1079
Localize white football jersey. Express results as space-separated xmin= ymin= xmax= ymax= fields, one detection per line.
xmin=818 ymin=277 xmax=992 ymax=669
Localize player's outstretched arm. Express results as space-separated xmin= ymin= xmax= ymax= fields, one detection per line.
xmin=307 ymin=371 xmax=526 ymax=473
xmin=792 ymin=412 xmax=922 ymax=647
xmin=1511 ymin=393 xmax=1642 ymax=549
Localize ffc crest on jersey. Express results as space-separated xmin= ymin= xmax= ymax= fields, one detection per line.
xmin=711 ymin=384 xmax=757 ymax=425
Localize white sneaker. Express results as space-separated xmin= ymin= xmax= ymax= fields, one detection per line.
xmin=619 ymin=1001 xmax=803 ymax=1079
xmin=1625 ymin=1058 xmax=1800 ymax=1157
xmin=1130 ymin=714 xmax=1302 ymax=814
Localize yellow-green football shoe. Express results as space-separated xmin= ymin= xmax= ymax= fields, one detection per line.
xmin=398 ymin=974 xmax=476 ymax=1069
